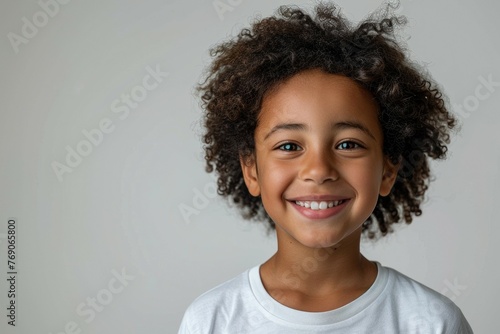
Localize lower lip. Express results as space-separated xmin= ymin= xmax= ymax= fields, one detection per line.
xmin=290 ymin=200 xmax=350 ymax=220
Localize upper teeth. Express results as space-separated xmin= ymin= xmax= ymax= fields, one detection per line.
xmin=295 ymin=200 xmax=344 ymax=210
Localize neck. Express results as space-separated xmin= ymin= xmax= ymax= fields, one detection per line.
xmin=263 ymin=227 xmax=375 ymax=297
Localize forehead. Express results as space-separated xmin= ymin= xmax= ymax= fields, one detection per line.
xmin=257 ymin=69 xmax=381 ymax=134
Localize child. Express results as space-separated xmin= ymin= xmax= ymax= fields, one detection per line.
xmin=179 ymin=2 xmax=473 ymax=333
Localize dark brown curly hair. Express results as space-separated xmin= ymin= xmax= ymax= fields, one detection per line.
xmin=196 ymin=1 xmax=456 ymax=239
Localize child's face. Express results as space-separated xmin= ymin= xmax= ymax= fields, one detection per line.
xmin=240 ymin=69 xmax=398 ymax=249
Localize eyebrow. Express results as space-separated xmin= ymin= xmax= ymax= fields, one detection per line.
xmin=333 ymin=121 xmax=376 ymax=140
xmin=264 ymin=123 xmax=306 ymax=140
xmin=263 ymin=120 xmax=376 ymax=140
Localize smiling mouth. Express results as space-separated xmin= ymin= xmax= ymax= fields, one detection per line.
xmin=294 ymin=200 xmax=346 ymax=210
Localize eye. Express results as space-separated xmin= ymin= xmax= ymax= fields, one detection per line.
xmin=337 ymin=141 xmax=362 ymax=150
xmin=277 ymin=142 xmax=302 ymax=151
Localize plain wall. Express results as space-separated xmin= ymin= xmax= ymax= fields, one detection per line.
xmin=0 ymin=0 xmax=498 ymax=333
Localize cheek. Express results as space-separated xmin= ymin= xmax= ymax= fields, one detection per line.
xmin=346 ymin=161 xmax=383 ymax=197
xmin=261 ymin=161 xmax=293 ymax=192
xmin=258 ymin=160 xmax=295 ymax=211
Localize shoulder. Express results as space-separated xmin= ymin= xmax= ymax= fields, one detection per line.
xmin=384 ymin=265 xmax=456 ymax=310
xmin=191 ymin=268 xmax=249 ymax=307
xmin=178 ymin=267 xmax=254 ymax=334
xmin=380 ymin=264 xmax=473 ymax=333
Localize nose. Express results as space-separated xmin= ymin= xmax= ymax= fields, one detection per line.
xmin=298 ymin=147 xmax=339 ymax=184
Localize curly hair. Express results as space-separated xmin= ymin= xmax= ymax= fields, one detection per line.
xmin=196 ymin=1 xmax=456 ymax=239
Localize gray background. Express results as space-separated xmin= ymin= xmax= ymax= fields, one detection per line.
xmin=0 ymin=0 xmax=498 ymax=333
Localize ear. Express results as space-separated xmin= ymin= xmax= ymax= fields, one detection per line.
xmin=240 ymin=154 xmax=261 ymax=197
xmin=379 ymin=157 xmax=401 ymax=197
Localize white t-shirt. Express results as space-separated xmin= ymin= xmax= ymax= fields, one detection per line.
xmin=178 ymin=262 xmax=473 ymax=333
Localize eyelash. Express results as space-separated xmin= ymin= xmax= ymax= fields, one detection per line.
xmin=276 ymin=141 xmax=363 ymax=151
xmin=278 ymin=143 xmax=301 ymax=151
xmin=337 ymin=141 xmax=362 ymax=150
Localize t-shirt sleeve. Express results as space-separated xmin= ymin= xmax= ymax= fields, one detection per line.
xmin=177 ymin=310 xmax=191 ymax=334
xmin=439 ymin=299 xmax=473 ymax=334
xmin=456 ymin=308 xmax=474 ymax=334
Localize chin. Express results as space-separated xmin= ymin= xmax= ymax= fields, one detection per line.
xmin=300 ymin=225 xmax=363 ymax=249
xmin=295 ymin=231 xmax=346 ymax=249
